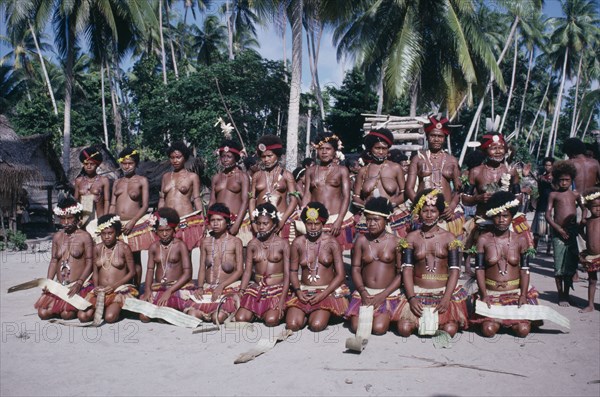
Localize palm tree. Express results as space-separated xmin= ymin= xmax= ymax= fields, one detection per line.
xmin=220 ymin=0 xmax=263 ymax=60
xmin=286 ymin=0 xmax=302 ymax=170
xmin=546 ymin=0 xmax=599 ymax=156
xmin=191 ymin=15 xmax=227 ymax=66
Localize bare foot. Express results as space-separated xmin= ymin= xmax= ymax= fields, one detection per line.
xmin=559 ymin=300 xmax=571 ymax=307
xmin=579 ymin=306 xmax=594 ymax=313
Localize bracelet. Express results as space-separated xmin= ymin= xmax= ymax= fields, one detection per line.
xmin=401 ymin=263 xmax=414 ymax=269
xmin=449 ymin=266 xmax=460 ymax=270
xmin=407 ymin=295 xmax=416 ymax=302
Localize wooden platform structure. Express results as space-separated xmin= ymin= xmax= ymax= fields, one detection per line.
xmin=362 ymin=114 xmax=430 ymax=153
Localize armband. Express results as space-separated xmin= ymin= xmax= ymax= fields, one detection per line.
xmin=448 ymin=249 xmax=460 ymax=270
xmin=520 ymin=254 xmax=530 ymax=270
xmin=288 ymin=191 xmax=302 ymax=200
xmin=402 ymin=248 xmax=413 ymax=268
xmin=475 ymin=253 xmax=485 ymax=270
xmin=407 ymin=295 xmax=416 ymax=302
xmin=511 ymin=183 xmax=521 ymax=194
xmin=248 ymin=192 xmax=255 ymax=199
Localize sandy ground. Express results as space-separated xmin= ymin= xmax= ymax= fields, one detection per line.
xmin=1 ymin=236 xmax=599 ymax=397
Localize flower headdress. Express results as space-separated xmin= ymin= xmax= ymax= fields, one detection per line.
xmin=118 ymin=150 xmax=138 ymax=163
xmin=581 ymin=191 xmax=600 ymax=205
xmin=215 ymin=117 xmax=234 ymax=139
xmin=485 ymin=199 xmax=520 ymax=217
xmin=153 ymin=212 xmax=178 ymax=228
xmin=53 ymin=202 xmax=83 ymax=216
xmin=304 ymin=206 xmax=327 ymax=223
xmin=412 ymin=189 xmax=441 ymax=216
xmin=95 ymin=215 xmax=121 ymax=235
xmin=252 ymin=207 xmax=283 ymax=221
xmin=311 ymin=134 xmax=344 ymax=151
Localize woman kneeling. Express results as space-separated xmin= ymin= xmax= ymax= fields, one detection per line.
xmin=286 ymin=202 xmax=349 ymax=332
xmin=397 ymin=189 xmax=468 ymax=337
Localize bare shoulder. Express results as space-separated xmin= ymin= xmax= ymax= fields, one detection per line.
xmin=323 ymin=234 xmax=341 ymax=251
xmin=231 ymin=235 xmax=243 ymax=248
xmin=291 ymin=235 xmax=305 ymax=249
xmin=117 ymin=240 xmax=132 ymax=254
xmin=77 ymin=229 xmax=94 ymax=244
xmin=405 ymin=230 xmax=420 ymax=244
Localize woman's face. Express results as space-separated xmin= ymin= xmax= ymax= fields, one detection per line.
xmin=209 ymin=214 xmax=228 ymax=235
xmin=83 ymin=160 xmax=99 ymax=176
xmin=169 ymin=150 xmax=186 ymax=171
xmin=365 ymin=213 xmax=386 ymax=236
xmin=492 ymin=209 xmax=513 ymax=231
xmin=220 ymin=151 xmax=237 ymax=168
xmin=305 ymin=219 xmax=324 ymax=238
xmin=100 ymin=226 xmax=118 ymax=247
xmin=260 ymin=150 xmax=279 ymax=169
xmin=544 ymin=161 xmax=553 ymax=174
xmin=255 ymin=215 xmax=275 ymax=239
xmin=59 ymin=214 xmax=79 ymax=233
xmin=156 ymin=225 xmax=176 ymax=244
xmin=420 ymin=203 xmax=440 ymax=227
xmin=317 ymin=143 xmax=335 ymax=163
xmin=427 ymin=130 xmax=445 ymax=151
xmin=486 ymin=142 xmax=506 ymax=163
xmin=370 ymin=142 xmax=389 ymax=160
xmin=120 ymin=158 xmax=136 ymax=176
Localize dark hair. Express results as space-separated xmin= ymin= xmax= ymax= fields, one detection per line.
xmin=154 ymin=207 xmax=180 ymax=229
xmin=552 ymin=161 xmax=577 ymax=181
xmin=218 ymin=139 xmax=243 ymax=162
xmin=543 ymin=157 xmax=555 ymax=164
xmin=79 ymin=146 xmax=103 ymax=164
xmin=585 ymin=142 xmax=600 ymax=160
xmin=302 ymin=158 xmax=316 ymax=168
xmin=243 ymin=155 xmax=258 ymax=170
xmin=255 ymin=202 xmax=279 ymax=223
xmin=562 ymin=138 xmax=586 ymax=157
xmin=364 ymin=128 xmax=394 ymax=151
xmin=257 ymin=135 xmax=284 ymax=157
xmin=364 ymin=197 xmax=394 ymax=217
xmin=388 ymin=149 xmax=408 ymax=164
xmin=97 ymin=213 xmax=122 ymax=235
xmin=207 ymin=203 xmax=232 ymax=224
xmin=413 ymin=188 xmax=445 ymax=213
xmin=313 ymin=132 xmax=339 ymax=151
xmin=300 ymin=201 xmax=329 ymax=223
xmin=464 ymin=150 xmax=486 ymax=170
xmin=343 ymin=154 xmax=360 ymax=170
xmin=293 ymin=167 xmax=306 ymax=182
xmin=118 ymin=147 xmax=140 ymax=164
xmin=486 ymin=191 xmax=518 ymax=217
xmin=167 ymin=141 xmax=191 ymax=160
xmin=56 ymin=195 xmax=81 ymax=217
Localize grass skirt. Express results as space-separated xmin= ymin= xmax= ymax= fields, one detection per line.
xmin=183 ymin=284 xmax=240 ymax=318
xmin=395 ymin=285 xmax=469 ymax=329
xmin=345 ymin=289 xmax=401 ymax=319
xmin=34 ymin=283 xmax=95 ymax=314
xmin=287 ymin=284 xmax=350 ymax=316
xmin=175 ymin=213 xmax=206 ymax=251
xmin=469 ymin=286 xmax=541 ymax=327
xmin=239 ymin=282 xmax=290 ymax=318
xmin=147 ymin=282 xmax=196 ymax=311
xmin=84 ymin=285 xmax=138 ymax=308
xmin=580 ymin=251 xmax=600 ymax=272
xmin=123 ymin=214 xmax=158 ymax=252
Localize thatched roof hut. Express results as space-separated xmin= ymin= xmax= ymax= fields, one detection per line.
xmin=0 ymin=115 xmax=69 ymax=233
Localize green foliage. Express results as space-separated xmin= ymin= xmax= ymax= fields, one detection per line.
xmin=0 ymin=230 xmax=28 ymax=251
xmin=326 ymin=69 xmax=377 ymax=152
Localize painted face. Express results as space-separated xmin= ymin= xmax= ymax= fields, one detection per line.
xmin=427 ymin=130 xmax=446 ymax=151
xmin=365 ymin=213 xmax=386 ymax=236
xmin=169 ymin=150 xmax=186 ymax=171
xmin=255 ymin=215 xmax=275 ymax=240
xmin=209 ymin=214 xmax=228 ymax=235
xmin=317 ymin=143 xmax=335 ymax=163
xmin=83 ymin=160 xmax=99 ymax=176
xmin=492 ymin=209 xmax=513 ymax=232
xmin=544 ymin=161 xmax=553 ymax=174
xmin=260 ymin=150 xmax=279 ymax=169
xmin=59 ymin=214 xmax=79 ymax=233
xmin=120 ymin=158 xmax=136 ymax=177
xmin=304 ymin=219 xmax=323 ymax=239
xmin=486 ymin=142 xmax=506 ymax=163
xmin=588 ymin=198 xmax=600 ymax=218
xmin=370 ymin=142 xmax=389 ymax=161
xmin=100 ymin=227 xmax=118 ymax=247
xmin=420 ymin=203 xmax=440 ymax=227
xmin=557 ymin=174 xmax=572 ymax=191
xmin=220 ymin=151 xmax=237 ymax=168
xmin=156 ymin=225 xmax=176 ymax=245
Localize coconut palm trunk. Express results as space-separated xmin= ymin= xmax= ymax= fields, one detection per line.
xmin=285 ymin=0 xmax=302 ymax=171
xmin=100 ymin=63 xmax=109 ymax=146
xmin=159 ymin=0 xmax=168 ymax=85
xmin=546 ymin=47 xmax=569 ymax=157
xmin=29 ymin=21 xmax=57 ymax=115
xmin=569 ymin=55 xmax=584 ymax=137
xmin=499 ymin=31 xmax=519 ymax=134
xmin=62 ymin=28 xmax=75 ymax=173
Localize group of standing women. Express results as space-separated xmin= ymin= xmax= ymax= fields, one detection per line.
xmin=35 ymin=116 xmax=540 ymax=339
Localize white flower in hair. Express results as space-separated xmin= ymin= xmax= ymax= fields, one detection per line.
xmin=336 ymin=151 xmax=345 ymax=161
xmin=485 ymin=199 xmax=520 ymax=217
xmin=53 ymin=202 xmax=84 ymax=216
xmin=214 ymin=117 xmax=234 ymax=139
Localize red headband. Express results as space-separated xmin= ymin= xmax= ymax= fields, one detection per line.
xmin=367 ymin=131 xmax=393 ymax=147
xmin=208 ymin=210 xmax=231 ymax=219
xmin=154 ymin=212 xmax=178 ymax=228
xmin=218 ymin=146 xmax=241 ymax=155
xmin=424 ymin=116 xmax=450 ymax=135
xmin=82 ymin=150 xmax=102 ymax=164
xmin=480 ymin=134 xmax=506 ymax=150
